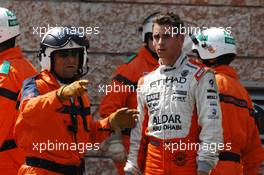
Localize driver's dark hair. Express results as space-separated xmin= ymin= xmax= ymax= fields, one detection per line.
xmin=152 ymin=12 xmax=184 ymax=35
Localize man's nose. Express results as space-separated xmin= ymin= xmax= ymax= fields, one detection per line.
xmin=158 ymin=37 xmax=164 ymax=45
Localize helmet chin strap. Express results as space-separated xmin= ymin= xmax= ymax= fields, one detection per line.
xmin=76 ymin=66 xmax=89 ymax=79
xmin=145 ymin=42 xmax=159 ymax=61
xmin=148 ymin=47 xmax=159 ymax=61
xmin=57 ymin=76 xmax=77 ymax=85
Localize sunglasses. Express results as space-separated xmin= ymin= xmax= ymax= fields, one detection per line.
xmin=55 ymin=49 xmax=81 ymax=58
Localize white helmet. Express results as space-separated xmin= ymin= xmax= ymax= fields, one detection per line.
xmin=0 ymin=7 xmax=19 ymax=43
xmin=192 ymin=27 xmax=236 ymax=60
xmin=38 ymin=27 xmax=89 ymax=77
xmin=139 ymin=12 xmax=160 ymax=42
xmin=182 ymin=33 xmax=197 ymax=56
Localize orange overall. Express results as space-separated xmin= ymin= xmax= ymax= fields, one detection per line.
xmin=0 ymin=47 xmax=37 ymax=175
xmin=210 ymin=65 xmax=264 ymax=175
xmin=15 ymin=70 xmax=112 ymax=175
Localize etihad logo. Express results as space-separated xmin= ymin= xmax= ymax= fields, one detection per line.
xmin=150 ymin=76 xmax=187 ymax=88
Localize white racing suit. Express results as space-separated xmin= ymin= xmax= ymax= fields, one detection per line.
xmin=124 ymin=54 xmax=223 ymax=175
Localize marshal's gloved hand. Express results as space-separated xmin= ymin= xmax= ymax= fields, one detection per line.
xmin=108 ymin=108 xmax=139 ymax=134
xmin=56 ymin=80 xmax=89 ymax=101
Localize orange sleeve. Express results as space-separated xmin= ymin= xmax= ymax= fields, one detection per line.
xmin=19 ymin=90 xmax=62 ymax=126
xmin=89 ymin=117 xmax=112 ymax=144
xmin=0 ymin=57 xmax=37 ymax=147
xmin=0 ymin=75 xmax=18 ymax=146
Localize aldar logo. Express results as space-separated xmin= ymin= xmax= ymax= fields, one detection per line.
xmin=152 ymin=114 xmax=182 ymax=131
xmin=153 ymin=114 xmax=181 ymax=125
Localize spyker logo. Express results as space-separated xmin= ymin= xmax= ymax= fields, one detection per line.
xmin=209 ymin=79 xmax=214 ymax=88
xmin=181 ymin=70 xmax=189 ymax=77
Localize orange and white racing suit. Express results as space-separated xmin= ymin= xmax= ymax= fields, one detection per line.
xmin=125 ymin=54 xmax=223 ymax=175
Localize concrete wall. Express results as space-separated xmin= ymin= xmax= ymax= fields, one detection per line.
xmin=3 ymin=0 xmax=264 ymax=108
xmin=3 ymin=0 xmax=264 ymax=111
xmin=2 ymin=0 xmax=264 ymax=174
